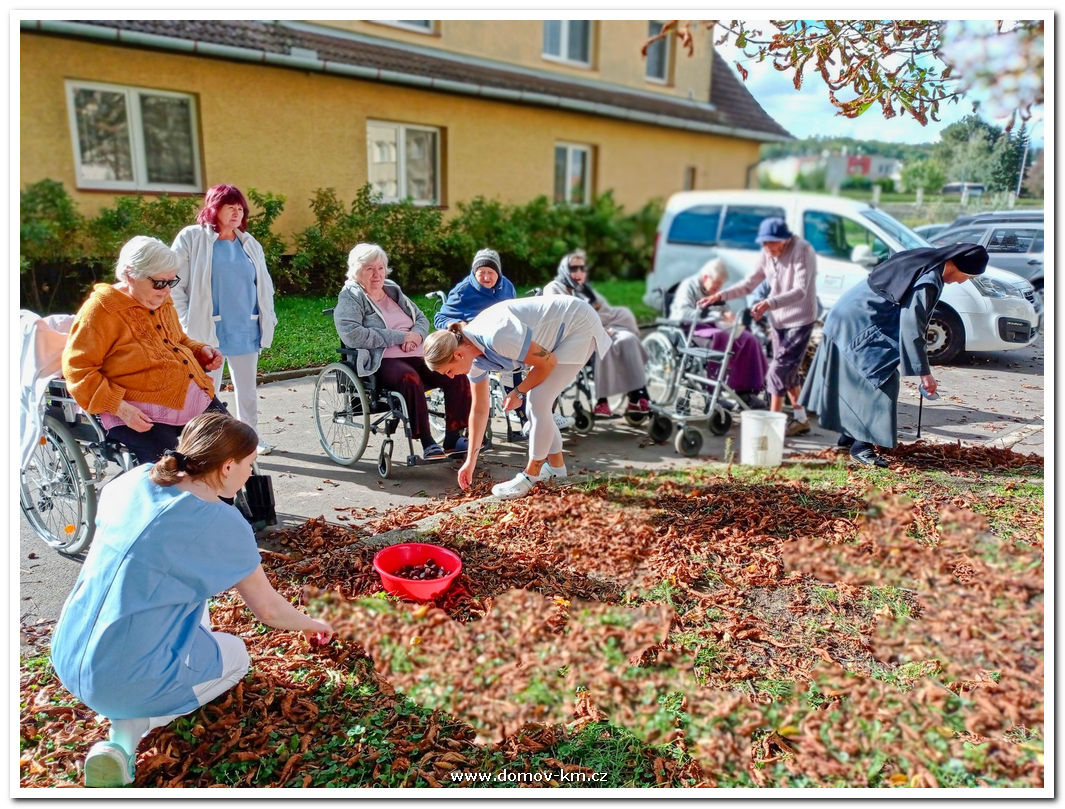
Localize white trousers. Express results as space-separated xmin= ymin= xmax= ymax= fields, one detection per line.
xmin=208 ymin=352 xmax=260 ymax=433
xmin=526 ymin=361 xmax=585 ymax=460
xmin=107 ymin=607 xmax=250 ymax=753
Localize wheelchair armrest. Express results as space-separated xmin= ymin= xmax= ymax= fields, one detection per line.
xmin=322 ymin=307 xmax=336 ymax=315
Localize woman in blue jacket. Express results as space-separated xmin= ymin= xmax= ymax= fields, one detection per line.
xmin=50 ymin=412 xmax=333 ymax=787
xmin=800 ymin=243 xmax=988 ymax=467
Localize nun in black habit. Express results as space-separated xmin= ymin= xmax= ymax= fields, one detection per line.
xmin=799 ymin=243 xmax=989 ymax=467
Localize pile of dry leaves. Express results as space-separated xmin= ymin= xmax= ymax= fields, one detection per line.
xmin=20 ymin=446 xmax=1043 ymax=788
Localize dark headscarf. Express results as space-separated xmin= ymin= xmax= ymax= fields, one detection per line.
xmin=866 ymin=243 xmax=988 ymax=304
xmin=555 ymin=252 xmax=597 ymax=305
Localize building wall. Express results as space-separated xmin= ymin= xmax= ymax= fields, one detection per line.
xmin=20 ymin=32 xmax=760 ymax=240
xmin=310 ymin=19 xmax=712 ymax=101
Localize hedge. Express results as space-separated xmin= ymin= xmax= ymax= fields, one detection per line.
xmin=20 ymin=180 xmax=662 ymax=313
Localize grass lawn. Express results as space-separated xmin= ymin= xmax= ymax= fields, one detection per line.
xmin=260 ymin=281 xmax=656 ymax=375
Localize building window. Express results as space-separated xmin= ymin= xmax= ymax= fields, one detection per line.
xmin=65 ymin=80 xmax=202 ymax=192
xmin=543 ymin=21 xmax=592 ymax=66
xmin=375 ymin=20 xmax=435 ymax=34
xmin=554 ymin=143 xmax=592 ymax=204
xmin=646 ymin=21 xmax=670 ymax=83
xmin=367 ymin=121 xmax=441 ymax=205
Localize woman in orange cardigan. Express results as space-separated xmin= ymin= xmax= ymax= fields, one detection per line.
xmin=62 ymin=236 xmax=228 ymax=464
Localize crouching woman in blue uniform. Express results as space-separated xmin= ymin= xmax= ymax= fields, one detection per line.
xmin=800 ymin=243 xmax=989 ymax=467
xmin=50 ymin=411 xmax=333 ymax=787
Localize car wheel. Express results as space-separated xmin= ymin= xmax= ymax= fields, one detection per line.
xmin=925 ymin=305 xmax=964 ymax=365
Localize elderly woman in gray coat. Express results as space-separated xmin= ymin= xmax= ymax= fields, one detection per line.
xmin=543 ymin=250 xmax=650 ymax=416
xmin=333 ymin=243 xmax=470 ymax=459
xmin=800 ymin=243 xmax=988 ymax=467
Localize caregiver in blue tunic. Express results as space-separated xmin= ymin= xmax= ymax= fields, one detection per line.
xmin=50 ymin=412 xmax=333 ymax=788
xmin=799 ymin=243 xmax=988 ymax=467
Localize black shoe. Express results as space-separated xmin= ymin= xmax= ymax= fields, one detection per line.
xmin=836 ymin=434 xmax=855 ymax=452
xmin=850 ymin=446 xmax=888 ymax=468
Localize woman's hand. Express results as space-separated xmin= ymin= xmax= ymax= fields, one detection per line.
xmin=197 ymin=345 xmax=224 ymax=371
xmin=401 ymin=331 xmax=423 ymax=353
xmin=751 ymin=300 xmax=771 ymax=319
xmin=457 ymin=455 xmax=478 ymax=490
xmin=699 ymin=293 xmax=723 ymax=307
xmin=920 ymin=374 xmax=938 ymax=396
xmin=502 ymin=389 xmax=524 ymax=412
xmin=304 ymin=619 xmax=335 ymax=646
xmin=115 ymin=400 xmax=153 ymax=432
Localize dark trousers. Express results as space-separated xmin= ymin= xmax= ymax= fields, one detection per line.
xmin=376 ymin=357 xmax=471 ymax=444
xmin=105 ymin=397 xmax=229 ymax=465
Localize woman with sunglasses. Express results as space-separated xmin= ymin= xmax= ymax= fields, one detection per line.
xmin=62 ymin=236 xmax=228 ymax=464
xmin=171 ymin=184 xmax=277 ymax=454
xmin=543 ymin=250 xmax=651 ymax=416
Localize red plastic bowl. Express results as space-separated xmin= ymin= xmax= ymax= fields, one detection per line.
xmin=372 ymin=542 xmax=462 ymax=602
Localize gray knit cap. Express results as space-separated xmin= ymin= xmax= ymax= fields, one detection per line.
xmin=471 ymin=248 xmax=501 ymax=273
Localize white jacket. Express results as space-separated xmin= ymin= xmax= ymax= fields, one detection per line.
xmin=171 ymin=224 xmax=277 ymax=349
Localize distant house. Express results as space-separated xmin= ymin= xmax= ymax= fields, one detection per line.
xmin=759 ymin=150 xmax=902 ymax=191
xmin=19 ymin=19 xmax=792 ymax=239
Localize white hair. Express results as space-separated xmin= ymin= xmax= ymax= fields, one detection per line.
xmin=699 ymin=257 xmax=728 ymax=284
xmin=346 ymin=242 xmax=390 ymax=284
xmin=115 ymin=235 xmax=178 ymax=282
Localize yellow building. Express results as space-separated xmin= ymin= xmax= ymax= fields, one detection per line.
xmin=20 ymin=19 xmax=791 ymax=238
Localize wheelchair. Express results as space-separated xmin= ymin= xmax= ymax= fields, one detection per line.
xmin=552 ymin=353 xmax=649 ymax=434
xmin=20 ymin=379 xmax=274 ymax=555
xmin=313 ymin=309 xmax=464 ymax=478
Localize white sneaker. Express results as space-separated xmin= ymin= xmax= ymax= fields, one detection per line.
xmin=491 ymin=472 xmax=541 ymax=499
xmin=553 ymin=413 xmax=576 ymax=430
xmin=543 ymin=463 xmax=568 ymax=479
xmin=84 ymin=740 xmax=134 ymax=787
xmin=256 ymin=443 xmax=274 ymax=456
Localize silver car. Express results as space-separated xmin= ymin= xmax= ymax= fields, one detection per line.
xmin=931 ymin=218 xmax=1045 ymax=308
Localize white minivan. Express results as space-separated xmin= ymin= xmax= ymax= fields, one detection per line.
xmin=645 ymin=190 xmax=1041 ymax=364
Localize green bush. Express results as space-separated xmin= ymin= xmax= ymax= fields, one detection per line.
xmin=246 ymin=188 xmax=288 ymax=272
xmin=87 ymin=193 xmax=200 ymax=259
xmin=20 ymin=180 xmax=89 ymax=312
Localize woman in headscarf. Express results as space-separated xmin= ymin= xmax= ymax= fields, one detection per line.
xmin=542 ymin=249 xmax=650 ymax=416
xmin=800 ymin=243 xmax=989 ymax=467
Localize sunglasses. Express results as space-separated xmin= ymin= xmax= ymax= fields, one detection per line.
xmin=146 ymin=275 xmax=181 ymax=290
xmin=568 ymin=264 xmax=587 ymax=272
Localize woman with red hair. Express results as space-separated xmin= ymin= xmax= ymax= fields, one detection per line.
xmin=172 ymin=184 xmax=277 ymax=453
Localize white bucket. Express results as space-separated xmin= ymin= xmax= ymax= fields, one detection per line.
xmin=740 ymin=411 xmax=787 ymax=467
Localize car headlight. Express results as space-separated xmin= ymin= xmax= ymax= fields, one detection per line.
xmin=970 ymin=276 xmax=1021 ymax=299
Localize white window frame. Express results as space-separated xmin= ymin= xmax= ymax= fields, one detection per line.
xmin=366 ymin=120 xmax=442 ymax=206
xmin=374 ymin=20 xmax=435 ymax=34
xmin=64 ymin=79 xmax=202 ymax=193
xmin=542 ymin=20 xmax=593 ymax=67
xmin=554 ymin=142 xmax=592 ymax=205
xmin=645 ymin=21 xmax=671 ymax=84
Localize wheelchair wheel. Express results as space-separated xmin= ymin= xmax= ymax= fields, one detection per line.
xmin=378 ymin=439 xmax=393 ymax=478
xmin=675 ymin=427 xmax=704 ymax=457
xmin=572 ymin=401 xmax=594 ymax=435
xmin=313 ymin=363 xmax=370 ymax=465
xmin=648 ymin=413 xmax=674 ymax=443
xmin=20 ymin=415 xmax=97 ymax=554
xmin=708 ymin=408 xmax=733 ymax=436
xmin=624 ymin=408 xmax=649 ymax=428
xmin=642 ymin=331 xmax=677 ymax=406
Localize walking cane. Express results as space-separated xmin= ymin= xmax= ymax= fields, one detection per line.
xmin=917 ymin=385 xmax=939 ymax=439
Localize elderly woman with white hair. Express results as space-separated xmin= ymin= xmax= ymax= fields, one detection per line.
xmin=333 ymin=243 xmax=471 ymax=459
xmin=668 ymin=257 xmax=769 ymax=405
xmin=61 ymin=235 xmax=227 ymax=465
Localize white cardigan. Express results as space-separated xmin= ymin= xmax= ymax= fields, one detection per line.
xmin=170 ymin=224 xmax=277 ymax=349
